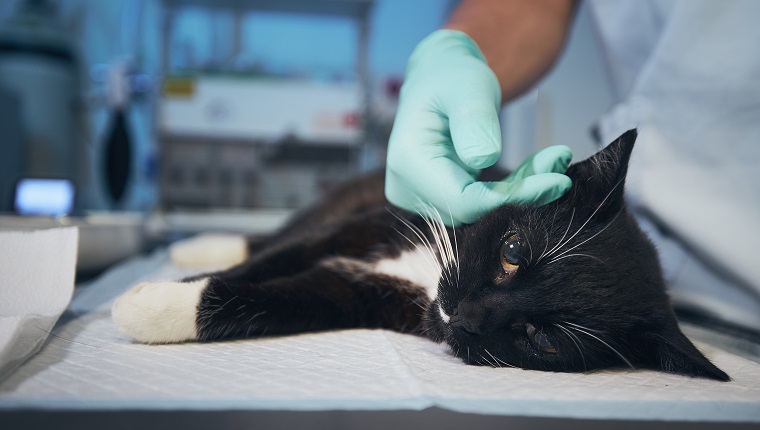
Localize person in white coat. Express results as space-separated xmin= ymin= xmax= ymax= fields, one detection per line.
xmin=385 ymin=0 xmax=760 ymax=332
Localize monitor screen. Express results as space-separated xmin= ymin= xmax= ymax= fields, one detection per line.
xmin=15 ymin=178 xmax=75 ymax=216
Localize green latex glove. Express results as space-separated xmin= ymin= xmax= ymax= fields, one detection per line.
xmin=385 ymin=30 xmax=573 ymax=225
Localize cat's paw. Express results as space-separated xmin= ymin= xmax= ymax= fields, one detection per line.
xmin=112 ymin=278 xmax=207 ymax=343
xmin=169 ymin=233 xmax=247 ymax=270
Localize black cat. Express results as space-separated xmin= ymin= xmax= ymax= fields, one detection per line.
xmin=112 ymin=129 xmax=729 ymax=381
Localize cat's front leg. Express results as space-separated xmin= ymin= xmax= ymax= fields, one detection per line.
xmin=112 ymin=258 xmax=431 ymax=344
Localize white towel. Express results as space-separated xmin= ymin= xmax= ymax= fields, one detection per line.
xmin=0 ymin=227 xmax=78 ymax=380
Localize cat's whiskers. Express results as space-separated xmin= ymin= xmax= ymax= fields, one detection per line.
xmin=424 ymin=207 xmax=455 ymax=282
xmin=390 ymin=228 xmax=447 ymax=299
xmin=523 ymin=223 xmax=535 ymax=265
xmin=421 ymin=201 xmax=458 ymax=279
xmin=539 ymin=177 xmax=624 ymax=264
xmin=564 ymin=322 xmax=635 ymax=369
xmin=483 ymin=348 xmax=502 ymax=368
xmin=561 ymin=320 xmax=604 ymax=334
xmin=387 ymin=210 xmax=445 ymax=285
xmin=409 ymin=297 xmax=428 ymax=312
xmin=419 ymin=310 xmax=436 ymax=334
xmin=537 ymin=204 xmax=561 ymax=263
xmin=546 ymin=253 xmax=605 ymax=265
xmin=537 ymin=228 xmax=551 ymax=264
xmin=556 ymin=178 xmax=624 ymax=252
xmin=409 ymin=204 xmax=448 ymax=277
xmin=554 ymin=323 xmax=587 ymax=370
xmin=442 ymin=200 xmax=461 ymax=284
xmin=392 ymin=225 xmax=447 ymax=288
xmin=389 ymin=210 xmax=438 ymax=264
xmin=547 ymin=209 xmax=623 ymax=265
xmin=486 ymin=348 xmax=518 ymax=368
xmin=414 ymin=200 xmax=458 ymax=288
xmin=539 ymin=207 xmax=575 ymax=264
xmin=478 ymin=352 xmax=496 ymax=368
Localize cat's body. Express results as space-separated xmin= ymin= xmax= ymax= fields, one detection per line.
xmin=112 ymin=130 xmax=729 ymax=381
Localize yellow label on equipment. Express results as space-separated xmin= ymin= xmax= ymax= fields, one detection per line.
xmin=163 ymin=77 xmax=196 ymax=97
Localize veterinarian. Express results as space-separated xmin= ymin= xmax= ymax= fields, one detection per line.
xmin=385 ymin=0 xmax=760 ymax=332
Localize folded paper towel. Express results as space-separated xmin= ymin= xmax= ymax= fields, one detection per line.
xmin=0 ymin=228 xmax=78 ymax=380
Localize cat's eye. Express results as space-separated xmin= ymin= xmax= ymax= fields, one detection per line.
xmin=526 ymin=323 xmax=557 ymax=354
xmin=500 ymin=233 xmax=522 ymax=274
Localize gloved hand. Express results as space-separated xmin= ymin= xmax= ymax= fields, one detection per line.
xmin=385 ymin=29 xmax=573 ymax=225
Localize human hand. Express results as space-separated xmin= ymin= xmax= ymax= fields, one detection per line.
xmin=385 ymin=30 xmax=572 ymax=225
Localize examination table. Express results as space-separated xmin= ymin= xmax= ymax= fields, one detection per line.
xmin=1 ymin=228 xmax=759 ymax=430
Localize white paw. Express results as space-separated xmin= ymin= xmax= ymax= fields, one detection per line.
xmin=169 ymin=233 xmax=247 ymax=270
xmin=112 ymin=278 xmax=207 ymax=343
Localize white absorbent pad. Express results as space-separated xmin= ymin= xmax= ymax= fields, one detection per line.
xmin=0 ymin=228 xmax=78 ymax=381
xmin=0 ymin=249 xmax=759 ymax=422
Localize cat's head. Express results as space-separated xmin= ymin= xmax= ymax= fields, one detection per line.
xmin=426 ymin=129 xmax=729 ymax=381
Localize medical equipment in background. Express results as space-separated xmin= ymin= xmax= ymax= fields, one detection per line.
xmin=159 ymin=76 xmax=363 ymax=209
xmin=1 ymin=0 xmax=379 ymax=273
xmin=0 ymin=0 xmax=81 ymax=213
xmin=156 ymin=0 xmax=375 ymax=211
xmin=0 ymin=0 xmax=149 ymax=274
xmin=102 ymin=60 xmax=136 ymax=209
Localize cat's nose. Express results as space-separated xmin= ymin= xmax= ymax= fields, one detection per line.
xmin=449 ymin=302 xmax=485 ymax=335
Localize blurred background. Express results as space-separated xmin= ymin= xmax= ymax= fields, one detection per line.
xmin=0 ymin=0 xmax=613 ymax=274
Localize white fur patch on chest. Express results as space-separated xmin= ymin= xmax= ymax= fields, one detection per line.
xmin=373 ymin=248 xmax=442 ymax=300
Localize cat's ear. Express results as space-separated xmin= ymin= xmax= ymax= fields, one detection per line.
xmin=564 ymin=129 xmax=637 ymax=213
xmin=645 ymin=323 xmax=730 ymax=381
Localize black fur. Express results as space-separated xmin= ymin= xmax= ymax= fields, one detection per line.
xmin=184 ymin=129 xmax=729 ymax=381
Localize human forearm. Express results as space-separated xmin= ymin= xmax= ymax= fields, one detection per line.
xmin=445 ymin=0 xmax=577 ymax=103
